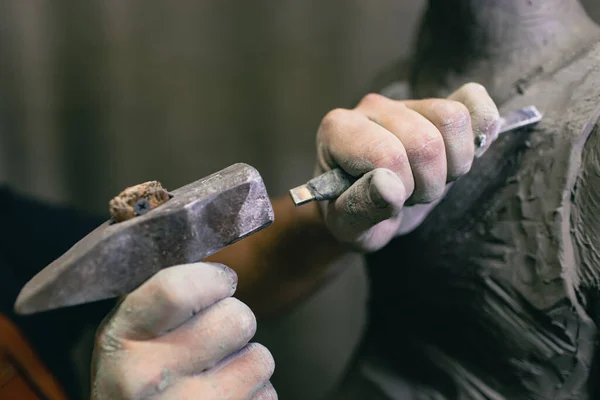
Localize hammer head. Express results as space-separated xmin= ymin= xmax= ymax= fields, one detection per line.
xmin=15 ymin=163 xmax=274 ymax=315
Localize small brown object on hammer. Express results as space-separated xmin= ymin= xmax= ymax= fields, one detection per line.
xmin=109 ymin=181 xmax=172 ymax=223
xmin=14 ymin=163 xmax=275 ymax=315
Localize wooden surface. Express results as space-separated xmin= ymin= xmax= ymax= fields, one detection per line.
xmin=0 ymin=314 xmax=67 ymax=400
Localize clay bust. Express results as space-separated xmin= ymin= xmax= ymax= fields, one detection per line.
xmin=332 ymin=1 xmax=600 ymax=399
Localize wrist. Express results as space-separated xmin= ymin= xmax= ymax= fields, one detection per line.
xmin=207 ymin=194 xmax=348 ymax=317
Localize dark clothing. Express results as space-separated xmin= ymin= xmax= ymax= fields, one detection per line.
xmin=0 ymin=186 xmax=115 ymax=400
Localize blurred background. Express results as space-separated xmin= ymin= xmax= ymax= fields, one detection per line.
xmin=1 ymin=0 xmax=600 ymax=214
xmin=2 ymin=2 xmax=600 ymax=399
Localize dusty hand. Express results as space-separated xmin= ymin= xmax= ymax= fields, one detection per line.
xmin=91 ymin=262 xmax=276 ymax=399
xmin=315 ymin=82 xmax=500 ymax=252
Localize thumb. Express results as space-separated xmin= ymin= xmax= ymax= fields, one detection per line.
xmin=326 ymin=168 xmax=406 ymax=252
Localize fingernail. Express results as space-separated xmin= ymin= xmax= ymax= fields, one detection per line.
xmin=370 ymin=170 xmax=405 ymax=208
xmin=485 ymin=118 xmax=501 ymax=141
xmin=475 ymin=117 xmax=501 ymax=158
xmin=369 ymin=179 xmax=387 ymax=208
xmin=205 ymin=262 xmax=238 ymax=288
xmin=229 ymin=269 xmax=238 ymax=288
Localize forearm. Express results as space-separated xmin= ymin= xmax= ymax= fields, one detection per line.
xmin=206 ymin=195 xmax=347 ymax=318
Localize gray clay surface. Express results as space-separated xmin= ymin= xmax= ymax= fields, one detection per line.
xmin=360 ymin=1 xmax=600 ymax=399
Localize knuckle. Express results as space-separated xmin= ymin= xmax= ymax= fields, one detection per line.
xmin=151 ymin=269 xmax=187 ymax=310
xmin=460 ymin=82 xmax=487 ymax=94
xmin=372 ymin=148 xmax=409 ymax=172
xmin=111 ymin=358 xmax=157 ymax=398
xmin=434 ymin=100 xmax=471 ymax=134
xmin=320 ymin=108 xmax=353 ymax=133
xmin=245 ymin=343 xmax=276 ymax=378
xmin=407 ymin=134 xmax=445 ymax=166
xmin=366 ymin=139 xmax=409 ymax=172
xmin=358 ymin=92 xmax=386 ymax=107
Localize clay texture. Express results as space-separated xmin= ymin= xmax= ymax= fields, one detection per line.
xmin=362 ymin=1 xmax=600 ymax=399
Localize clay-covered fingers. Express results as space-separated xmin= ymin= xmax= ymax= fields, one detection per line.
xmin=447 ymin=82 xmax=500 ymax=157
xmin=147 ymin=297 xmax=258 ymax=376
xmin=401 ymin=98 xmax=474 ymax=180
xmin=316 ymin=105 xmax=415 ymax=197
xmin=355 ymin=94 xmax=450 ymax=203
xmin=314 ymin=84 xmax=499 ymax=251
xmin=316 ymin=106 xmax=413 ymax=251
xmin=316 ymin=93 xmax=472 ymax=250
xmin=161 ymin=343 xmax=276 ymax=400
xmin=92 ymin=262 xmax=277 ymax=400
xmin=98 ymin=262 xmax=238 ymax=341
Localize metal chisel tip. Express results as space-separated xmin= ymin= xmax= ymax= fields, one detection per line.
xmin=289 ymin=184 xmax=315 ymax=206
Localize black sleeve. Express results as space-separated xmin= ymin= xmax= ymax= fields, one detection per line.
xmin=0 ymin=185 xmax=116 ymax=400
xmin=0 ymin=186 xmax=107 ymax=283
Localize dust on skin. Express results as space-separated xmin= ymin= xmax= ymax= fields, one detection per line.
xmin=156 ymin=368 xmax=173 ymax=393
xmin=90 ymin=263 xmax=241 ymax=398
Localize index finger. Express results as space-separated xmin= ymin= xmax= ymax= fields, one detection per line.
xmin=99 ymin=262 xmax=238 ymax=341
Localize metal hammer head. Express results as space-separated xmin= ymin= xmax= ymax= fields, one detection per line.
xmin=15 ymin=163 xmax=274 ymax=315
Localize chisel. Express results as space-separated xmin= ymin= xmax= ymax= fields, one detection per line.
xmin=289 ymin=105 xmax=542 ymax=206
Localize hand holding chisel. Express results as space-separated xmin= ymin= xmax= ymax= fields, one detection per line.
xmin=290 ymin=105 xmax=541 ymax=205
xmin=289 ymin=84 xmax=541 ymax=252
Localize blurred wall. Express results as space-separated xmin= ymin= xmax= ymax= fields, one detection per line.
xmin=0 ymin=0 xmax=427 ymax=214
xmin=587 ymin=0 xmax=600 ymax=21
xmin=1 ymin=0 xmax=599 ymax=214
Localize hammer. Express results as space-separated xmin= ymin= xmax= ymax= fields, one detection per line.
xmin=14 ymin=163 xmax=274 ymax=315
